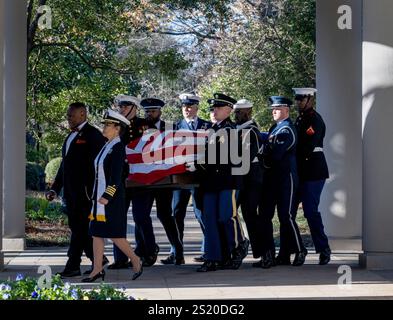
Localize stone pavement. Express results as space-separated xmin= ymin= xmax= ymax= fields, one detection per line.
xmin=2 ymin=207 xmax=393 ymax=300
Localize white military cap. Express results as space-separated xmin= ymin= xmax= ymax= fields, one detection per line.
xmin=102 ymin=109 xmax=130 ymax=126
xmin=292 ymin=88 xmax=317 ymax=96
xmin=179 ymin=93 xmax=201 ymax=105
xmin=113 ymin=95 xmax=141 ymax=108
xmin=234 ymin=99 xmax=253 ymax=109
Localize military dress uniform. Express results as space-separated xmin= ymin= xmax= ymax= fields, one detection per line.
xmin=259 ymin=96 xmax=307 ymax=268
xmin=170 ymin=93 xmax=212 ymax=263
xmin=139 ymin=98 xmax=184 ymax=265
xmin=234 ymin=99 xmax=263 ymax=260
xmin=293 ymin=88 xmax=331 ymax=265
xmin=196 ymin=93 xmax=247 ymax=272
xmin=111 ymin=96 xmax=160 ymax=268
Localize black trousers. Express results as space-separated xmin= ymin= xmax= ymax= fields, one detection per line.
xmin=238 ymin=180 xmax=264 ymax=258
xmin=154 ymin=189 xmax=184 ymax=258
xmin=64 ymin=200 xmax=93 ymax=270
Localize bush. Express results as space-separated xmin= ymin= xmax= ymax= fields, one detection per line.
xmin=0 ymin=274 xmax=136 ymax=300
xmin=26 ymin=196 xmax=65 ymax=223
xmin=26 ymin=162 xmax=46 ymax=191
xmin=45 ymin=157 xmax=62 ymax=185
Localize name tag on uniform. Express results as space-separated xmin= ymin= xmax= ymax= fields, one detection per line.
xmin=75 ymin=139 xmax=87 ymax=144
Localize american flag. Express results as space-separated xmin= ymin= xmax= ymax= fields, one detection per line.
xmin=126 ymin=129 xmax=209 ymax=185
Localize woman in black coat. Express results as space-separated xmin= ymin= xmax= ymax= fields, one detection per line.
xmin=82 ymin=109 xmax=143 ymax=282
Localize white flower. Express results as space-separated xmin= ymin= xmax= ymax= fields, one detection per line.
xmin=2 ymin=293 xmax=10 ymax=300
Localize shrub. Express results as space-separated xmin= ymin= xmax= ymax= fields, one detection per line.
xmin=26 ymin=162 xmax=45 ymax=191
xmin=0 ymin=274 xmax=135 ymax=300
xmin=26 ymin=196 xmax=65 ymax=223
xmin=45 ymin=157 xmax=62 ymax=185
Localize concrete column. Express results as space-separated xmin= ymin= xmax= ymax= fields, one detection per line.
xmin=1 ymin=0 xmax=27 ymax=251
xmin=0 ymin=0 xmax=5 ymax=269
xmin=316 ymin=0 xmax=363 ymax=251
xmin=360 ymin=0 xmax=393 ymax=270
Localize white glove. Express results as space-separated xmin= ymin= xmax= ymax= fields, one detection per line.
xmin=185 ymin=162 xmax=196 ymax=172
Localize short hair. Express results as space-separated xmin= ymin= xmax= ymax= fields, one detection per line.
xmin=69 ymin=102 xmax=87 ymax=111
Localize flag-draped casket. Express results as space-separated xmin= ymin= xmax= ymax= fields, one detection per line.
xmin=126 ymin=129 xmax=208 ymax=187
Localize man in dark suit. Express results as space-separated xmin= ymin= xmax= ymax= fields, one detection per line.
xmin=162 ymin=93 xmax=212 ymax=264
xmin=46 ymin=102 xmax=107 ymax=277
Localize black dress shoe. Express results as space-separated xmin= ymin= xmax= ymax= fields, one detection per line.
xmin=261 ymin=252 xmax=276 ymax=269
xmin=175 ymin=257 xmax=185 ymax=265
xmin=143 ymin=244 xmax=160 ymax=267
xmin=107 ymin=260 xmax=131 ymax=270
xmin=161 ymin=254 xmax=175 ymax=265
xmin=84 ymin=256 xmax=111 ymax=274
xmin=292 ymin=249 xmax=308 ymax=266
xmin=197 ymin=261 xmax=217 ymax=272
xmin=193 ymin=255 xmax=205 ymax=263
xmin=56 ymin=269 xmax=81 ymax=278
xmin=132 ymin=262 xmax=143 ymax=280
xmin=82 ymin=270 xmax=105 ymax=283
xmin=319 ymin=248 xmax=331 ymax=265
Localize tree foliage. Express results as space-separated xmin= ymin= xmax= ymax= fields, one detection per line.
xmin=26 ymin=0 xmax=316 ymax=164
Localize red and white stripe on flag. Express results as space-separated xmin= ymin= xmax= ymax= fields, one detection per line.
xmin=126 ymin=129 xmax=208 ymax=185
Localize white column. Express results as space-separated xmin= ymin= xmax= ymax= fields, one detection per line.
xmin=2 ymin=0 xmax=27 ymax=251
xmin=316 ymin=0 xmax=363 ymax=251
xmin=360 ymin=0 xmax=393 ymax=270
xmin=0 ymin=0 xmax=5 ymax=269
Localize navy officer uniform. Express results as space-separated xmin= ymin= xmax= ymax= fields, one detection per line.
xmin=293 ymin=88 xmax=331 ymax=265
xmin=194 ymin=93 xmax=248 ymax=272
xmin=141 ymin=98 xmax=185 ymax=265
xmin=167 ymin=93 xmax=212 ymax=264
xmin=109 ymin=95 xmax=159 ymax=269
xmin=258 ymin=96 xmax=307 ymax=268
xmin=233 ymin=99 xmax=262 ymax=263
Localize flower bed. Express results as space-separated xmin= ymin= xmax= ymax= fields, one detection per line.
xmin=0 ymin=274 xmax=136 ymax=300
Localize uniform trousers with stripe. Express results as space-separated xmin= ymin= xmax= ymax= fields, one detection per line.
xmin=293 ymin=180 xmax=330 ymax=253
xmin=203 ymin=190 xmax=245 ymax=262
xmin=259 ymin=172 xmax=305 ymax=256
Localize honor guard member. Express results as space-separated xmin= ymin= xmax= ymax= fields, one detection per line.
xmin=233 ymin=99 xmax=263 ymax=265
xmin=141 ymin=98 xmax=185 ymax=265
xmin=108 ymin=95 xmax=158 ymax=269
xmin=258 ymin=96 xmax=307 ymax=268
xmin=166 ymin=93 xmax=212 ymax=264
xmin=293 ymin=88 xmax=331 ymax=265
xmin=191 ymin=93 xmax=248 ymax=272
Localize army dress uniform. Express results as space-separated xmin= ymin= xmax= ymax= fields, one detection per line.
xmin=259 ymin=96 xmax=307 ymax=268
xmin=293 ymin=88 xmax=330 ymax=265
xmin=196 ymin=93 xmax=247 ymax=272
